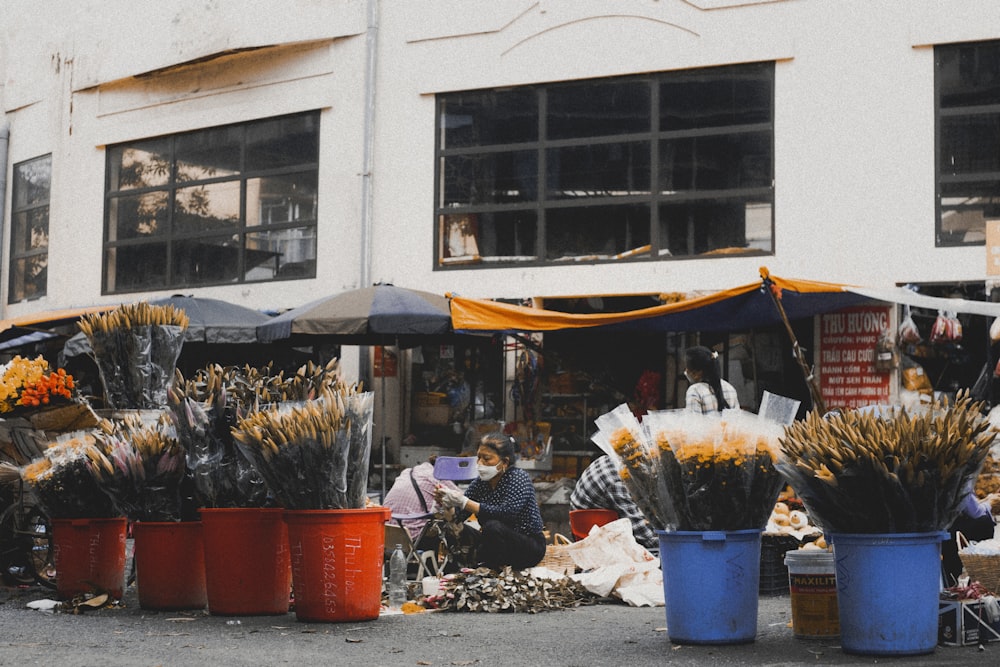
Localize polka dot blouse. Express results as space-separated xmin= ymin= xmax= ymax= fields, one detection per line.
xmin=465 ymin=467 xmax=544 ymax=536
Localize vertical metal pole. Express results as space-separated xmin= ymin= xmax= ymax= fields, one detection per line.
xmin=761 ymin=269 xmax=827 ymax=414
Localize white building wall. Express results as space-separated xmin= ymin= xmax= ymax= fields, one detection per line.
xmin=2 ymin=0 xmax=1000 ymax=310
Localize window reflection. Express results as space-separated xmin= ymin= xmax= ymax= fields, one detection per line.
xmin=435 ymin=63 xmax=774 ymax=267
xmin=9 ymin=155 xmax=51 ymax=303
xmin=104 ymin=111 xmax=320 ymax=292
xmin=936 ymin=41 xmax=1000 ymax=246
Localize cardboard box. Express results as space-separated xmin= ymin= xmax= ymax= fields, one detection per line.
xmin=413 ymin=404 xmax=450 ymax=425
xmin=516 ymin=455 xmax=553 ymax=471
xmin=939 ymin=599 xmax=1000 ymax=646
xmin=399 ymin=446 xmax=453 ymax=468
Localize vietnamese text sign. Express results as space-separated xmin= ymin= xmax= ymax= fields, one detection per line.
xmin=818 ymin=305 xmax=892 ymax=410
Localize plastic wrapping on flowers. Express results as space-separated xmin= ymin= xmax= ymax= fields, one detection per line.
xmin=167 ymin=359 xmax=355 ymax=509
xmin=232 ymin=387 xmax=374 ymax=510
xmin=592 ymin=403 xmax=786 ymax=531
xmin=90 ymin=414 xmax=187 ymax=522
xmin=167 ymin=375 xmax=269 ymax=509
xmin=777 ymin=392 xmax=994 ymax=533
xmin=79 ymin=304 xmax=189 ymax=410
xmin=21 ymin=433 xmax=119 ymax=519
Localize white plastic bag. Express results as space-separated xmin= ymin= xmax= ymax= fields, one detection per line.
xmin=562 ymin=518 xmax=663 ymax=607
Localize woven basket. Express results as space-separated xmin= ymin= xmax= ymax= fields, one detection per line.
xmin=539 ymin=533 xmax=576 ymax=576
xmin=959 ymin=532 xmax=1000 ymax=594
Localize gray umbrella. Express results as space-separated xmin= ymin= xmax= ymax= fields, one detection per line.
xmin=257 ymin=284 xmax=451 ymax=342
xmin=257 ymin=284 xmax=455 ymax=500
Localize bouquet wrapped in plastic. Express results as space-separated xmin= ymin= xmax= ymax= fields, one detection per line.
xmin=232 ymin=385 xmax=374 ymax=510
xmin=90 ymin=414 xmax=187 ymax=522
xmin=168 ymin=360 xmax=348 ymax=508
xmin=22 ymin=433 xmax=119 ymax=519
xmin=591 ymin=404 xmax=785 ymax=532
xmin=778 ymin=392 xmax=994 ymax=534
xmin=644 ymin=409 xmax=786 ymax=531
xmin=167 ymin=367 xmax=268 ymax=509
xmin=591 ymin=404 xmax=671 ymax=531
xmin=78 ymin=303 xmax=189 ymax=410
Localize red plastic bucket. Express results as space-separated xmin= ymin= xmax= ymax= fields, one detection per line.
xmin=133 ymin=521 xmax=207 ymax=610
xmin=51 ymin=517 xmax=128 ymax=600
xmin=284 ymin=507 xmax=390 ymax=623
xmin=200 ymin=508 xmax=291 ymax=615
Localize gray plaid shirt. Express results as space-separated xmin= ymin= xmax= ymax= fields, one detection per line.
xmin=569 ymin=455 xmax=658 ymax=549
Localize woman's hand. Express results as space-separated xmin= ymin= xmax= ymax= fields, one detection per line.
xmin=435 ymin=485 xmax=468 ymax=510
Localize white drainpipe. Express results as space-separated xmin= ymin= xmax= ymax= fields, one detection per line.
xmin=359 ymin=0 xmax=378 ymax=288
xmin=0 ymin=122 xmax=9 ymax=314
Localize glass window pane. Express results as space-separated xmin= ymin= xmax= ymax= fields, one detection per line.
xmin=940 ymin=114 xmax=1000 ymax=174
xmin=246 ymin=226 xmax=317 ymax=279
xmin=171 ymin=237 xmax=242 ymax=286
xmin=176 ymin=126 xmax=242 ymax=182
xmin=658 ymin=198 xmax=770 ymax=256
xmin=438 ymin=212 xmax=537 ymax=264
xmin=107 ymin=243 xmax=167 ymax=291
xmin=173 ymin=182 xmax=242 ymax=235
xmin=939 ymin=182 xmax=1000 ymax=243
xmin=547 ymin=80 xmax=650 ymax=139
xmin=8 ymin=257 xmax=48 ymax=302
xmin=940 ymin=180 xmax=1000 ymax=203
xmin=440 ymin=89 xmax=538 ymax=149
xmin=938 ymin=42 xmax=1000 ymax=109
xmin=547 ymin=142 xmax=649 ymax=200
xmin=246 ymin=173 xmax=319 ymax=227
xmin=11 ymin=208 xmax=49 ymax=255
xmin=660 ymin=131 xmax=771 ymax=192
xmin=105 ymin=112 xmax=319 ymax=293
xmin=110 ymin=192 xmax=169 ymax=240
xmin=13 ymin=155 xmax=51 ymax=208
xmin=545 ymin=204 xmax=650 ymax=260
xmin=245 ymin=113 xmax=320 ymax=171
xmin=660 ymin=63 xmax=773 ymax=131
xmin=11 ymin=156 xmax=50 ymax=303
xmin=441 ymin=151 xmax=537 ymax=207
xmin=109 ymin=139 xmax=172 ymax=191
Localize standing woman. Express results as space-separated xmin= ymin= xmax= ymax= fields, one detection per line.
xmin=684 ymin=346 xmax=739 ymax=414
xmin=434 ymin=432 xmax=546 ymax=570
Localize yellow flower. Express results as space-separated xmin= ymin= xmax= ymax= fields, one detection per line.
xmin=0 ymin=355 xmax=50 ymax=412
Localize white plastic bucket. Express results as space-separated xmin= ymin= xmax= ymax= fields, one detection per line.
xmin=784 ymin=549 xmax=839 ymax=638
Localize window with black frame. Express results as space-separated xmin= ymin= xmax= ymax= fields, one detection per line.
xmin=9 ymin=154 xmax=51 ymax=303
xmin=936 ymin=40 xmax=1000 ymax=246
xmin=103 ymin=111 xmax=320 ymax=293
xmin=434 ymin=62 xmax=774 ymax=268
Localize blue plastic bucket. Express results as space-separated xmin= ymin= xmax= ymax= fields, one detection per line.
xmin=829 ymin=532 xmax=947 ymax=656
xmin=657 ymin=529 xmax=761 ymax=644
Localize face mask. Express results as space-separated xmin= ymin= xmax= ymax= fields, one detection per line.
xmin=477 ymin=464 xmax=501 ymax=481
xmin=684 ymin=370 xmax=696 ymax=383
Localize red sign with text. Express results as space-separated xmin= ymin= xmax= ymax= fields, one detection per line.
xmin=373 ymin=346 xmax=398 ymax=377
xmin=818 ymin=305 xmax=892 ymax=410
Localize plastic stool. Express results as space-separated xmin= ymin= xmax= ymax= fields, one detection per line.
xmin=433 ymin=456 xmax=478 ymax=482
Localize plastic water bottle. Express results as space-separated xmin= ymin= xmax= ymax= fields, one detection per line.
xmin=388 ymin=544 xmax=408 ymax=609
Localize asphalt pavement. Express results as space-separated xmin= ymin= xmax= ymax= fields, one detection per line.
xmin=0 ymin=583 xmax=994 ymax=667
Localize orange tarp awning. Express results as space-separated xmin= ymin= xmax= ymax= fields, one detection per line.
xmin=450 ymin=272 xmax=869 ymax=334
xmin=0 ymin=305 xmax=118 ymax=334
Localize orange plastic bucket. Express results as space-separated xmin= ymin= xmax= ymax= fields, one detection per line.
xmin=51 ymin=517 xmax=128 ymax=600
xmin=200 ymin=508 xmax=291 ymax=615
xmin=133 ymin=521 xmax=207 ymax=610
xmin=569 ymin=509 xmax=619 ymax=541
xmin=284 ymin=507 xmax=390 ymax=623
